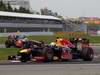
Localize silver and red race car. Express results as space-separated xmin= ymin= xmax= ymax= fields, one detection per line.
xmin=5 ymin=35 xmax=27 ymax=48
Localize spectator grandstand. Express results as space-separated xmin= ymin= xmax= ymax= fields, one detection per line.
xmin=0 ymin=11 xmax=65 ymax=32
xmin=0 ymin=11 xmax=86 ymax=33
xmin=63 ymin=17 xmax=86 ymax=32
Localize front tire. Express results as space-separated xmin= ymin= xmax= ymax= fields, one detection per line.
xmin=19 ymin=53 xmax=30 ymax=62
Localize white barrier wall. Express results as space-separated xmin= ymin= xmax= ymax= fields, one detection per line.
xmin=0 ymin=32 xmax=54 ymax=37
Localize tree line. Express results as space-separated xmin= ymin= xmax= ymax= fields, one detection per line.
xmin=0 ymin=1 xmax=62 ymax=18
xmin=0 ymin=0 xmax=31 ymax=13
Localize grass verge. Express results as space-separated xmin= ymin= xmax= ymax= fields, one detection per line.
xmin=0 ymin=35 xmax=100 ymax=44
xmin=0 ymin=48 xmax=19 ymax=60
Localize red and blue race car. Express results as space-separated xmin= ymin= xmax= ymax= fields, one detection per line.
xmin=12 ymin=38 xmax=94 ymax=62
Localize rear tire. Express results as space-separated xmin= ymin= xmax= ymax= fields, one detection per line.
xmin=42 ymin=47 xmax=54 ymax=62
xmin=81 ymin=47 xmax=94 ymax=61
xmin=5 ymin=40 xmax=11 ymax=48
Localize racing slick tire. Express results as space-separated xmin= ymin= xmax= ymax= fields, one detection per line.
xmin=5 ymin=40 xmax=12 ymax=48
xmin=42 ymin=47 xmax=54 ymax=62
xmin=19 ymin=53 xmax=30 ymax=62
xmin=81 ymin=47 xmax=94 ymax=61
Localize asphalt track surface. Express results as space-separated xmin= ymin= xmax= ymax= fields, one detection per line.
xmin=0 ymin=64 xmax=100 ymax=75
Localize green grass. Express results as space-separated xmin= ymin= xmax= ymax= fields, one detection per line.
xmin=28 ymin=36 xmax=55 ymax=44
xmin=85 ymin=36 xmax=100 ymax=44
xmin=0 ymin=37 xmax=7 ymax=44
xmin=0 ymin=33 xmax=100 ymax=44
xmin=0 ymin=48 xmax=19 ymax=60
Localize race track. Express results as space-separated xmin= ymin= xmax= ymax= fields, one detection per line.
xmin=0 ymin=64 xmax=100 ymax=75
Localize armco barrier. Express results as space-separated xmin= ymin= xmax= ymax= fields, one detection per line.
xmin=0 ymin=32 xmax=54 ymax=37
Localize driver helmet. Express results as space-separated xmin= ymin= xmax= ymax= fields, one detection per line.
xmin=50 ymin=42 xmax=56 ymax=46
